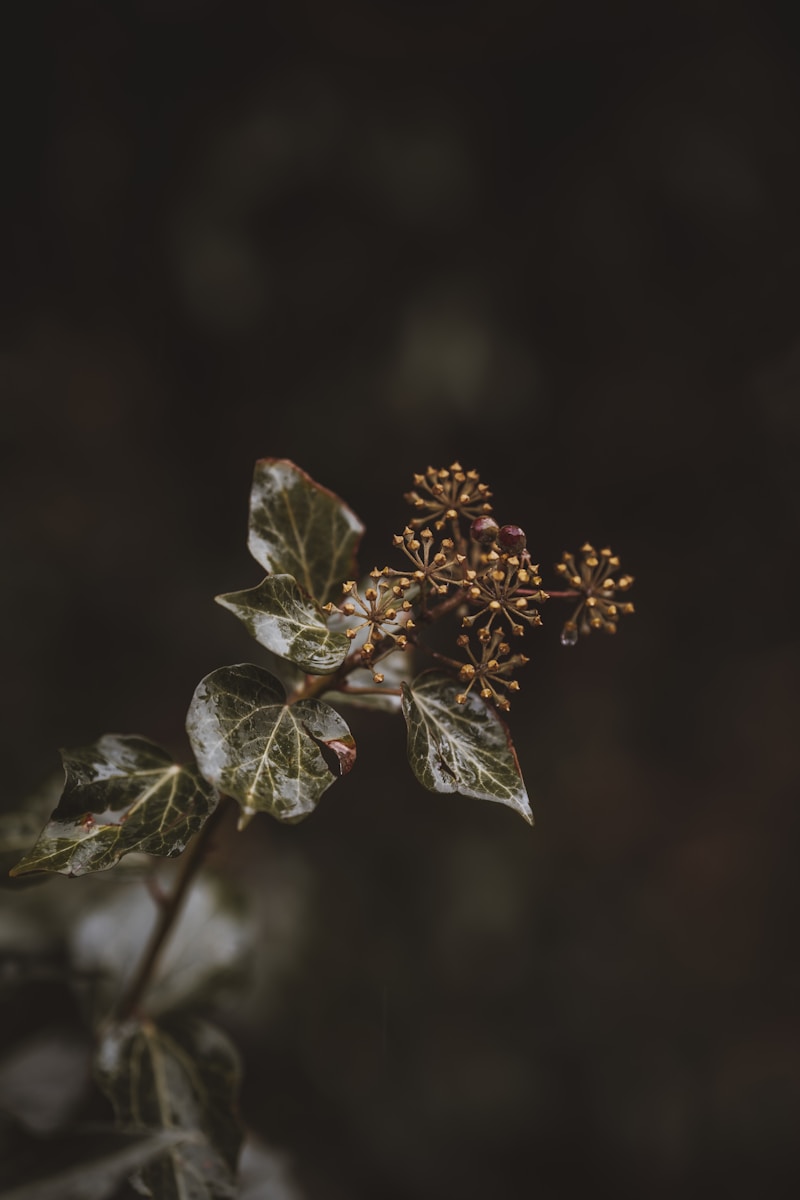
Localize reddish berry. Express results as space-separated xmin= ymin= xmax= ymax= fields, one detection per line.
xmin=498 ymin=524 xmax=527 ymax=553
xmin=470 ymin=516 xmax=499 ymax=545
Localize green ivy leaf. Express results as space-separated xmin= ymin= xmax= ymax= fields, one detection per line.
xmin=247 ymin=459 xmax=364 ymax=604
xmin=216 ymin=574 xmax=349 ymax=675
xmin=95 ymin=1016 xmax=242 ymax=1200
xmin=186 ymin=664 xmax=356 ymax=826
xmin=9 ymin=738 xmax=218 ymax=879
xmin=401 ymin=671 xmax=533 ymax=824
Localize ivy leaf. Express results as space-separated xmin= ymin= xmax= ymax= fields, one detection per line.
xmin=401 ymin=671 xmax=533 ymax=824
xmin=95 ymin=1016 xmax=242 ymax=1200
xmin=216 ymin=574 xmax=349 ymax=675
xmin=247 ymin=459 xmax=364 ymax=604
xmin=186 ymin=664 xmax=356 ymax=826
xmin=9 ymin=737 xmax=218 ymax=879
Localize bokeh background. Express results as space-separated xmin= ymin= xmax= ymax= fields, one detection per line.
xmin=2 ymin=2 xmax=799 ymax=1197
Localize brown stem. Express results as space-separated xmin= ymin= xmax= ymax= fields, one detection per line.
xmin=420 ymin=586 xmax=470 ymax=623
xmin=337 ymin=684 xmax=403 ymax=696
xmin=289 ymin=651 xmax=367 ymax=703
xmin=113 ymin=796 xmax=233 ymax=1022
xmin=429 ymin=649 xmax=464 ymax=670
xmin=294 ymin=580 xmax=578 ymax=710
xmin=289 ymin=584 xmax=471 ymax=706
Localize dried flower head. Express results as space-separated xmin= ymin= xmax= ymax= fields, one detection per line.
xmin=555 ymin=544 xmax=635 ymax=645
xmin=389 ymin=525 xmax=460 ymax=595
xmin=461 ymin=547 xmax=547 ymax=637
xmin=324 ymin=577 xmax=413 ymax=680
xmin=453 ymin=628 xmax=529 ymax=712
xmin=404 ymin=463 xmax=492 ymax=531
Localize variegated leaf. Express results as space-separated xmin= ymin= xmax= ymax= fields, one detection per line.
xmin=247 ymin=459 xmax=364 ymax=604
xmin=402 ymin=671 xmax=533 ymax=823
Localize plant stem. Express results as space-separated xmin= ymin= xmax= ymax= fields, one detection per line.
xmin=113 ymin=796 xmax=232 ymax=1022
xmin=336 ymin=683 xmax=403 ymax=696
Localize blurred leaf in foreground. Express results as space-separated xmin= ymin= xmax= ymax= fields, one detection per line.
xmin=95 ymin=1015 xmax=242 ymax=1200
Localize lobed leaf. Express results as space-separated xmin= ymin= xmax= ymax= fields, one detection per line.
xmin=216 ymin=574 xmax=349 ymax=674
xmin=401 ymin=671 xmax=533 ymax=824
xmin=186 ymin=664 xmax=356 ymax=826
xmin=95 ymin=1016 xmax=242 ymax=1200
xmin=247 ymin=458 xmax=364 ymax=604
xmin=9 ymin=737 xmax=218 ymax=879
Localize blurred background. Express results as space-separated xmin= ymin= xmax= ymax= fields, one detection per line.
xmin=1 ymin=1 xmax=799 ymax=1197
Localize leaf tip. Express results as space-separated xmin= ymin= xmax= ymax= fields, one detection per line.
xmin=8 ymin=856 xmax=34 ymax=878
xmin=237 ymin=806 xmax=257 ymax=832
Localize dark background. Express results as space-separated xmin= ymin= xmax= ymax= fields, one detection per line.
xmin=2 ymin=2 xmax=799 ymax=1197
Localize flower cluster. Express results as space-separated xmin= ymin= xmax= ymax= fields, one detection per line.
xmin=461 ymin=547 xmax=547 ymax=638
xmin=404 ymin=463 xmax=492 ymax=531
xmin=453 ymin=628 xmax=530 ymax=712
xmin=323 ymin=576 xmax=413 ymax=683
xmin=555 ymin=543 xmax=635 ymax=645
xmin=323 ymin=467 xmax=635 ymax=711
xmin=390 ymin=526 xmax=460 ymax=596
xmin=448 ymin=514 xmax=548 ymax=709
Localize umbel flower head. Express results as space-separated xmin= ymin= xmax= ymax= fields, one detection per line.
xmin=404 ymin=462 xmax=492 ymax=531
xmin=556 ymin=543 xmax=635 ymax=645
xmin=453 ymin=628 xmax=529 ymax=712
xmin=323 ymin=576 xmax=413 ymax=682
xmin=390 ymin=526 xmax=459 ymax=594
xmin=461 ymin=537 xmax=547 ymax=638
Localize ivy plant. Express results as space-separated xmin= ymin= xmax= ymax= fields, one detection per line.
xmin=3 ymin=459 xmax=634 ymax=1199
